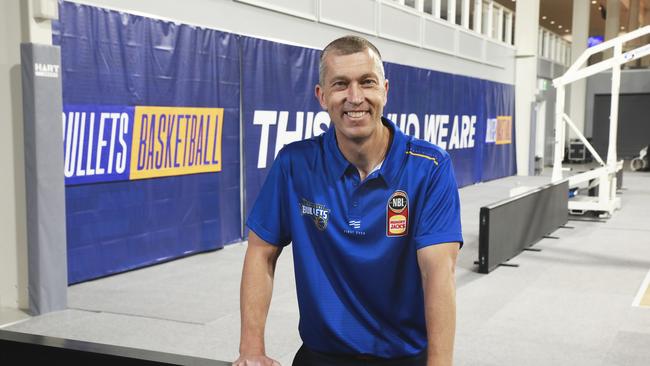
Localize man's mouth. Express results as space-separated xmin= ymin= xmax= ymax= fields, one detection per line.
xmin=345 ymin=111 xmax=368 ymax=118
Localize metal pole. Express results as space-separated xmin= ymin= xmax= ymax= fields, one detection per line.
xmin=552 ymin=84 xmax=565 ymax=182
xmin=562 ymin=114 xmax=606 ymax=166
xmin=607 ymin=42 xmax=622 ymax=167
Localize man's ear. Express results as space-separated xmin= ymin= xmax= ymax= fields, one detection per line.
xmin=315 ymin=84 xmax=327 ymax=110
xmin=383 ymin=79 xmax=389 ymax=104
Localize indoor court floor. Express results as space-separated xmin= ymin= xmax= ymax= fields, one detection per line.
xmin=2 ymin=170 xmax=650 ymax=365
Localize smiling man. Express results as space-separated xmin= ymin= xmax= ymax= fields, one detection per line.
xmin=235 ymin=36 xmax=463 ymax=366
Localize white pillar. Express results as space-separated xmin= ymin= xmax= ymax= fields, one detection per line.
xmin=643 ymin=4 xmax=650 ymax=66
xmin=550 ymin=34 xmax=556 ymax=61
xmin=462 ymin=0 xmax=471 ymax=29
xmin=628 ymin=0 xmax=641 ymax=67
xmin=504 ymin=11 xmax=513 ymax=44
xmin=484 ymin=1 xmax=493 ymax=38
xmin=629 ymin=0 xmax=640 ymax=31
xmin=473 ymin=0 xmax=482 ymax=34
xmin=1 ymin=0 xmax=54 ymax=313
xmin=496 ymin=5 xmax=503 ymax=41
xmin=514 ymin=0 xmax=539 ymax=175
xmin=447 ymin=0 xmax=457 ymax=24
xmin=415 ymin=0 xmax=424 ymax=12
xmin=569 ymin=0 xmax=589 ymax=140
xmin=604 ymin=0 xmax=620 ymax=58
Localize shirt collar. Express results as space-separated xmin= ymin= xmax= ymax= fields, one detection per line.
xmin=324 ymin=117 xmax=408 ymax=186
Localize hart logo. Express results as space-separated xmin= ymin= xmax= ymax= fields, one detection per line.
xmin=387 ymin=190 xmax=408 ymax=236
xmin=34 ymin=63 xmax=59 ymax=78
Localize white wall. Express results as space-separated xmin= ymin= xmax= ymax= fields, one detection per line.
xmin=0 ymin=0 xmax=28 ymax=310
xmin=514 ymin=0 xmax=540 ymax=176
xmin=68 ymin=0 xmax=515 ymax=84
xmin=585 ymin=69 xmax=650 ymax=137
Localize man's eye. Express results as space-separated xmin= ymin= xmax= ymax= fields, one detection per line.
xmin=362 ymin=79 xmax=377 ymax=86
xmin=332 ymin=81 xmax=346 ymax=88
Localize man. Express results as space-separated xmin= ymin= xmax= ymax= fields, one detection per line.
xmin=234 ymin=35 xmax=462 ymax=366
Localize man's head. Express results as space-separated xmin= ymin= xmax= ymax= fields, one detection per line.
xmin=318 ymin=36 xmax=385 ymax=86
xmin=315 ymin=36 xmax=388 ymax=143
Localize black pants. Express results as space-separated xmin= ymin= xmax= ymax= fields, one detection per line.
xmin=292 ymin=345 xmax=427 ymax=366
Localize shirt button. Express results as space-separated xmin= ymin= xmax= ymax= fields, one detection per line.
xmin=352 ymin=201 xmax=358 ymax=207
xmin=353 ymin=181 xmax=359 ymax=187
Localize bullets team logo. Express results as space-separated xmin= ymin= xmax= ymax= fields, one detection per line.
xmin=386 ymin=190 xmax=409 ymax=237
xmin=300 ymin=198 xmax=330 ymax=231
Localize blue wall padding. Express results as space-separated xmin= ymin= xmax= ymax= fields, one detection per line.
xmin=54 ymin=1 xmax=242 ymax=283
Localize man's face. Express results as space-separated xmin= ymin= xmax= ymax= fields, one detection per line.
xmin=315 ymin=49 xmax=388 ymax=143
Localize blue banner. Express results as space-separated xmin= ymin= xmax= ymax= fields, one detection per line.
xmin=54 ymin=1 xmax=241 ymax=283
xmin=54 ymin=1 xmax=515 ymax=281
xmin=241 ymin=36 xmax=325 ymax=220
xmin=383 ymin=63 xmax=516 ymax=186
xmin=63 ymin=104 xmax=226 ymax=185
xmin=242 ymin=37 xmax=516 ymax=230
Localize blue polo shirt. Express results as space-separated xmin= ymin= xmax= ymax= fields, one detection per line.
xmin=247 ymin=118 xmax=463 ymax=358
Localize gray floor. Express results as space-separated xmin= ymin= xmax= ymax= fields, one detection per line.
xmin=2 ymin=171 xmax=650 ymax=365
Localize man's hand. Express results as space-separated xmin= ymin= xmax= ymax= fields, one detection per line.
xmin=232 ymin=354 xmax=281 ymax=366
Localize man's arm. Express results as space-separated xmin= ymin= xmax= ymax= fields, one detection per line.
xmin=417 ymin=242 xmax=460 ymax=366
xmin=234 ymin=231 xmax=283 ymax=366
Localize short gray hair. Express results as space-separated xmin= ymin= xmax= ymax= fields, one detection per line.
xmin=318 ymin=35 xmax=385 ymax=85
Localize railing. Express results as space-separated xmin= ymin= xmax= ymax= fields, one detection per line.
xmin=393 ymin=0 xmax=514 ymax=46
xmin=234 ymin=0 xmax=517 ymax=69
xmin=235 ymin=0 xmax=516 ymax=47
xmin=538 ymin=26 xmax=571 ymax=66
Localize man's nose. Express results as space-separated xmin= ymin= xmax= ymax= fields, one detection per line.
xmin=346 ymin=82 xmax=364 ymax=105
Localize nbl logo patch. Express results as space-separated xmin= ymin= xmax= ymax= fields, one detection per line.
xmin=386 ymin=190 xmax=409 ymax=237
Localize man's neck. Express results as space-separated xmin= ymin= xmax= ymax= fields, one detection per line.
xmin=335 ymin=121 xmax=391 ymax=181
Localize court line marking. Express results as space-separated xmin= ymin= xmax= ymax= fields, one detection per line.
xmin=632 ymin=269 xmax=650 ymax=307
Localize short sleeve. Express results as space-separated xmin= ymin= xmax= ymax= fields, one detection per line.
xmin=246 ymin=150 xmax=292 ymax=247
xmin=413 ymin=156 xmax=463 ymax=250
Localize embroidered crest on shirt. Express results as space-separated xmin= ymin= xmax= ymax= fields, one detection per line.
xmin=386 ymin=190 xmax=409 ymax=237
xmin=300 ymin=198 xmax=330 ymax=231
